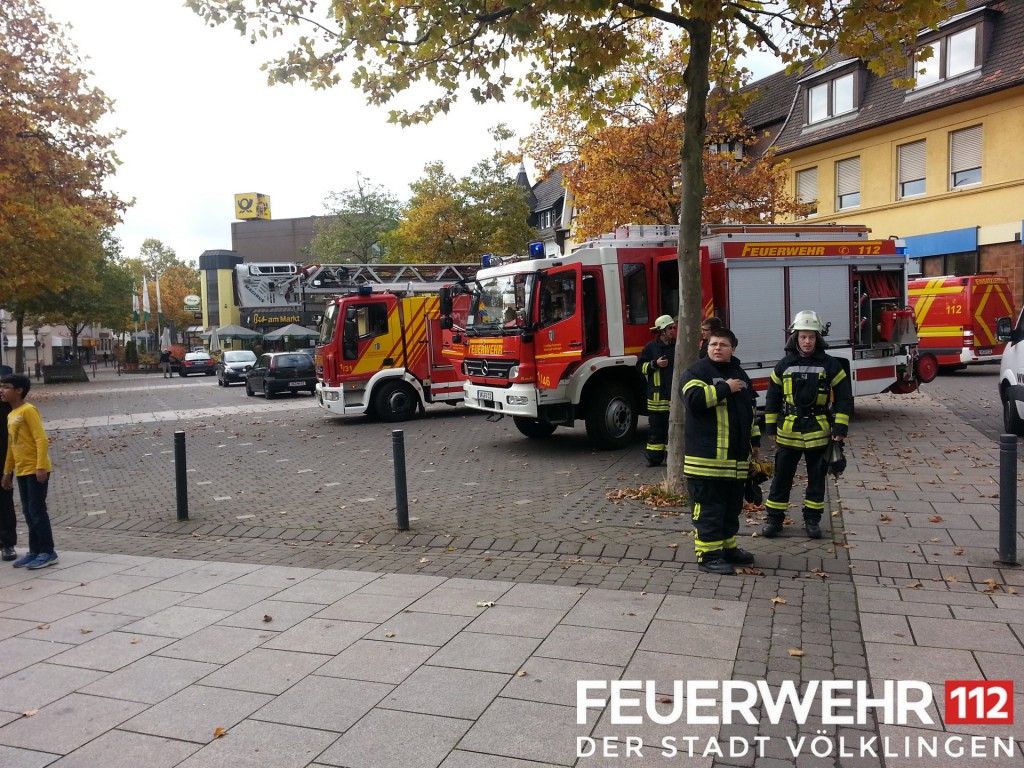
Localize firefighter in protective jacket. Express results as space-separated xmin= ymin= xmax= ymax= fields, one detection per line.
xmin=762 ymin=311 xmax=852 ymax=540
xmin=681 ymin=327 xmax=760 ymax=575
xmin=638 ymin=315 xmax=676 ymax=466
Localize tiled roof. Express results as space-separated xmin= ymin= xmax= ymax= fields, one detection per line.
xmin=532 ymin=167 xmax=566 ymax=211
xmin=743 ymin=0 xmax=1024 ymax=154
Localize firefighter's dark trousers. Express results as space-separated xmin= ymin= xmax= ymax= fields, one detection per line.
xmin=687 ymin=478 xmax=744 ymax=561
xmin=765 ymin=444 xmax=828 ymax=524
xmin=645 ymin=409 xmax=669 ymax=466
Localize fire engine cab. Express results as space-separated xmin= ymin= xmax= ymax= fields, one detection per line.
xmin=315 ymin=265 xmax=477 ymax=421
xmin=440 ymin=224 xmax=920 ymax=449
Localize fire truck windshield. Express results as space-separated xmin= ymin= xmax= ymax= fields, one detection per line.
xmin=466 ymin=273 xmax=533 ymax=335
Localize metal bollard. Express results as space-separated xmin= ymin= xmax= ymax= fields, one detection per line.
xmin=393 ymin=429 xmax=410 ymax=531
xmin=997 ymin=434 xmax=1018 ymax=565
xmin=174 ymin=430 xmax=189 ymax=521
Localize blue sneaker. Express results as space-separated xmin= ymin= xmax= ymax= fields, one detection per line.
xmin=26 ymin=553 xmax=58 ymax=570
xmin=12 ymin=552 xmax=38 ymax=568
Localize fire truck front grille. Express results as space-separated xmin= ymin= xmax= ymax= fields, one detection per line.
xmin=465 ymin=359 xmax=517 ymax=379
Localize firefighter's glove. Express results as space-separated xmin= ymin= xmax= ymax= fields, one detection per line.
xmin=820 ymin=441 xmax=847 ymax=477
xmin=748 ymin=460 xmax=774 ymax=485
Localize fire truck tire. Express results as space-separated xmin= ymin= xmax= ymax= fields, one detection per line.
xmin=915 ymin=353 xmax=938 ymax=384
xmin=374 ymin=381 xmax=418 ymax=422
xmin=1003 ymin=397 xmax=1024 ymax=436
xmin=585 ymin=383 xmax=638 ymax=450
xmin=512 ymin=417 xmax=557 ymax=439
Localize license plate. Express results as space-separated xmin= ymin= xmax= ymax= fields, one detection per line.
xmin=477 ymin=390 xmax=493 ymax=401
xmin=978 ymin=348 xmax=993 ymax=356
xmin=289 ymin=381 xmax=304 ymax=387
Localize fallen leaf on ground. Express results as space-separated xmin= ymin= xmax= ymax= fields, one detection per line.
xmin=476 ymin=601 xmax=495 ymax=608
xmin=928 ymin=516 xmax=944 ymax=523
xmin=213 ymin=727 xmax=227 ymax=738
xmin=771 ymin=597 xmax=787 ymax=605
xmin=262 ymin=615 xmax=273 ymax=623
xmin=384 ymin=631 xmax=396 ymax=638
xmin=788 ymin=649 xmax=805 ymax=657
xmin=22 ymin=709 xmax=38 ymax=717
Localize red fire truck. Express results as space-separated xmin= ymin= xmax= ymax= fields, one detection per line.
xmin=440 ymin=224 xmax=920 ymax=449
xmin=315 ymin=266 xmax=477 ymax=421
xmin=907 ymin=274 xmax=1014 ymax=382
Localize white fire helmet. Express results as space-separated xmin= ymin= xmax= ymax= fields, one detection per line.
xmin=790 ymin=310 xmax=824 ymax=333
xmin=651 ymin=315 xmax=676 ymax=332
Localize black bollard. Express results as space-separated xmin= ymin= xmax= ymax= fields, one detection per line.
xmin=174 ymin=430 xmax=189 ymax=521
xmin=393 ymin=429 xmax=409 ymax=531
xmin=998 ymin=434 xmax=1017 ymax=565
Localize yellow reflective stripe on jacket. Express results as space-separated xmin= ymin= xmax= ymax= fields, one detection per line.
xmin=682 ymin=378 xmax=719 ymax=409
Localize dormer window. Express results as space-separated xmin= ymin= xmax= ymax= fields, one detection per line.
xmin=799 ymin=62 xmax=862 ymax=126
xmin=914 ymin=25 xmax=980 ymax=88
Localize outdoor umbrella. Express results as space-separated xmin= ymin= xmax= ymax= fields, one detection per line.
xmin=209 ymin=327 xmax=221 ymax=353
xmin=262 ymin=323 xmax=320 ymax=341
xmin=159 ymin=326 xmax=172 ymax=350
xmin=212 ymin=323 xmax=262 ymax=340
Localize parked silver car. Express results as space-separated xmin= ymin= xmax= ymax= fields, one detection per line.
xmin=216 ymin=350 xmax=257 ymax=386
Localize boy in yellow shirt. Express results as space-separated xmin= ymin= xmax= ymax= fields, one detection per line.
xmin=1 ymin=374 xmax=56 ymax=569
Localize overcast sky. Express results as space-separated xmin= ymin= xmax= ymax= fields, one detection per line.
xmin=40 ymin=0 xmax=542 ymax=265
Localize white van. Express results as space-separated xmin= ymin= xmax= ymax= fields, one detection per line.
xmin=995 ymin=313 xmax=1024 ymax=434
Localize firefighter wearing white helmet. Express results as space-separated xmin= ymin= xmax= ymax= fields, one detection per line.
xmin=762 ymin=310 xmax=852 ymax=540
xmin=638 ymin=315 xmax=677 ymax=466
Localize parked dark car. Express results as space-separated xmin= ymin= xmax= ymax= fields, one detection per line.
xmin=179 ymin=351 xmax=216 ymax=377
xmin=216 ymin=350 xmax=257 ymax=386
xmin=245 ymin=352 xmax=316 ymax=398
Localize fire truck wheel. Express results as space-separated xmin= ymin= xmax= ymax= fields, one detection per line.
xmin=914 ymin=353 xmax=938 ymax=383
xmin=1003 ymin=397 xmax=1024 ymax=436
xmin=585 ymin=382 xmax=638 ymax=450
xmin=513 ymin=417 xmax=557 ymax=439
xmin=374 ymin=381 xmax=418 ymax=422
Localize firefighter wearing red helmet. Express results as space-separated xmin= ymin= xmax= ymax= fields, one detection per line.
xmin=762 ymin=310 xmax=852 ymax=540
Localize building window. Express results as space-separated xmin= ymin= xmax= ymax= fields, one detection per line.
xmin=796 ymin=168 xmax=818 ymax=216
xmin=914 ymin=25 xmax=979 ymax=88
xmin=950 ymin=125 xmax=982 ymax=189
xmin=898 ymin=140 xmax=926 ymax=199
xmin=807 ymin=72 xmax=856 ymax=124
xmin=537 ymin=209 xmax=558 ymax=229
xmin=836 ymin=157 xmax=861 ymax=210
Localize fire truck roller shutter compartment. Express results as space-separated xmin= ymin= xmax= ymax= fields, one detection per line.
xmin=726 ymin=265 xmax=787 ymax=367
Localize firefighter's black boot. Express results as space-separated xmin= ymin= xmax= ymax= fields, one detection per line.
xmin=761 ymin=518 xmax=783 ymax=538
xmin=698 ymin=553 xmax=736 ymax=576
xmin=722 ymin=547 xmax=755 ymax=565
xmin=805 ymin=520 xmax=822 ymax=539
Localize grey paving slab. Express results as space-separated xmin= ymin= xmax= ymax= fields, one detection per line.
xmin=199 ymin=648 xmax=331 ymax=695
xmin=561 ymin=589 xmax=661 ymax=631
xmin=176 ymin=719 xmax=339 ymax=768
xmin=865 ymin=641 xmax=982 ymax=684
xmin=45 ymin=631 xmax=175 ymax=672
xmin=111 ymin=605 xmax=232 ymax=639
xmin=179 ymin=583 xmax=282 ymax=611
xmin=47 ymin=729 xmax=200 ymax=768
xmin=622 ymin=650 xmax=736 ymax=697
xmin=62 ymin=575 xmax=164 ymax=599
xmin=145 ymin=569 xmax=248 ymax=594
xmin=152 ymin=624 xmax=275 ymax=664
xmin=372 ymin=610 xmax=475 ymax=647
xmin=17 ymin=609 xmax=136 ymax=646
xmin=465 ymin=604 xmax=568 ymax=638
xmin=860 ymin=613 xmax=914 ymax=645
xmin=252 ymin=675 xmax=392 ymax=731
xmin=261 ymin=617 xmax=378 ymax=654
xmin=0 ymin=594 xmax=107 ymax=624
xmin=638 ymin=619 xmax=741 ymax=660
xmin=0 ymin=692 xmax=144 ymax=754
xmin=407 ymin=587 xmax=506 ymax=617
xmin=460 ymin=697 xmax=595 ymax=766
xmin=270 ymin=578 xmax=365 ymax=604
xmin=654 ymin=594 xmax=747 ymax=626
xmin=0 ymin=578 xmax=78 ymax=605
xmin=214 ymin=599 xmax=322 ymax=631
xmin=500 ymin=656 xmax=623 ymax=706
xmin=381 ymin=665 xmax=509 ymax=719
xmin=427 ymin=632 xmax=541 ymax=674
xmin=535 ymin=625 xmax=642 ymax=667
xmin=317 ymin=708 xmax=470 ymax=768
xmin=33 ymin=560 xmax=135 ymax=584
xmin=0 ymin=744 xmax=59 ymax=768
xmin=909 ymin=615 xmax=1023 ymax=652
xmin=119 ymin=685 xmax=273 ymax=743
xmin=227 ymin=564 xmax=321 ymax=588
xmin=439 ymin=753 xmax=567 ymax=768
xmin=314 ymin=591 xmax=417 ymax=623
xmin=0 ymin=637 xmax=76 ymax=677
xmin=86 ymin=588 xmax=191 ymax=617
xmin=315 ymin=639 xmax=437 ymax=684
xmin=79 ymin=656 xmax=219 ymax=704
xmin=498 ymin=582 xmax=586 ymax=610
xmin=0 ymin=617 xmax=48 ymax=642
xmin=0 ymin=663 xmax=104 ymax=713
xmin=355 ymin=573 xmax=447 ymax=597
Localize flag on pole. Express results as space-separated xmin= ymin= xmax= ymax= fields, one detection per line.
xmin=155 ymin=274 xmax=164 ymax=328
xmin=132 ymin=292 xmax=140 ymax=324
xmin=142 ymin=276 xmax=151 ymax=324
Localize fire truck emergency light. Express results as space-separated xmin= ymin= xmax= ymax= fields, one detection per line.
xmin=481 ymin=253 xmax=496 ymax=267
xmin=528 ymin=241 xmax=546 ymax=258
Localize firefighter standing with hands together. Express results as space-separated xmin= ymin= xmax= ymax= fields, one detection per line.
xmin=761 ymin=311 xmax=852 ymax=540
xmin=638 ymin=315 xmax=676 ymax=467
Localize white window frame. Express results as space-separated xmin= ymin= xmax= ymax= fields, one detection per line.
xmin=913 ymin=24 xmax=980 ymax=89
xmin=806 ymin=72 xmax=858 ymax=125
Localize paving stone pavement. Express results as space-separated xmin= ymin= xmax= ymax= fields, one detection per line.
xmin=0 ymin=370 xmax=1019 ymax=766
